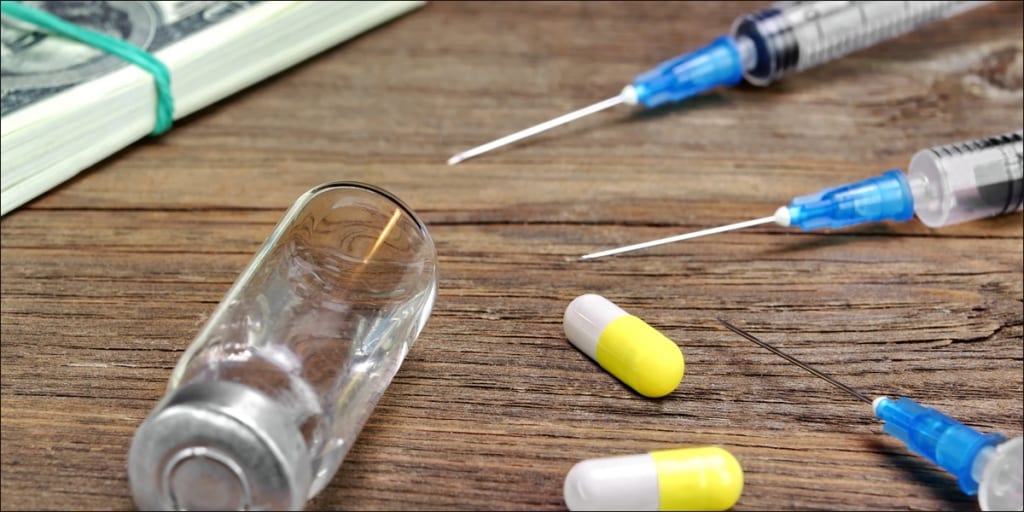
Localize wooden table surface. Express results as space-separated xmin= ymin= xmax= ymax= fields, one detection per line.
xmin=2 ymin=1 xmax=1022 ymax=510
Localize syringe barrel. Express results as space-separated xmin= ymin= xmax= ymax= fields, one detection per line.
xmin=908 ymin=130 xmax=1024 ymax=228
xmin=731 ymin=1 xmax=988 ymax=86
xmin=975 ymin=437 xmax=1024 ymax=511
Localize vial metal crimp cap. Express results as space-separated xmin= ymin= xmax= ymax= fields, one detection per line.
xmin=128 ymin=380 xmax=312 ymax=511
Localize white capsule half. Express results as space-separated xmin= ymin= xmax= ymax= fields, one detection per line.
xmin=565 ymin=453 xmax=660 ymax=511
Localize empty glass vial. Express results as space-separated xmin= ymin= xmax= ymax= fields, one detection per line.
xmin=128 ymin=182 xmax=438 ymax=510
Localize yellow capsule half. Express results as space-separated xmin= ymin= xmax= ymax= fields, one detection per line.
xmin=564 ymin=294 xmax=684 ymax=397
xmin=564 ymin=446 xmax=744 ymax=511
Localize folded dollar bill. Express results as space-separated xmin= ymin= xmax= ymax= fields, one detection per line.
xmin=1 ymin=0 xmax=423 ymax=216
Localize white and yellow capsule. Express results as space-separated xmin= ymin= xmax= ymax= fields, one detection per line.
xmin=563 ymin=294 xmax=684 ymax=397
xmin=563 ymin=446 xmax=744 ymax=511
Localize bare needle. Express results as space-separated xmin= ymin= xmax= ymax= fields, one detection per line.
xmin=580 ymin=216 xmax=777 ymax=260
xmin=717 ymin=318 xmax=873 ymax=404
xmin=447 ymin=95 xmax=625 ymax=165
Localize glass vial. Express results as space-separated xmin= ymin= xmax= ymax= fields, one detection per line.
xmin=128 ymin=182 xmax=438 ymax=510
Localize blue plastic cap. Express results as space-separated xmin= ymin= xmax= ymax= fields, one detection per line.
xmin=631 ymin=35 xmax=744 ymax=109
xmin=874 ymin=397 xmax=1006 ymax=495
xmin=785 ymin=169 xmax=915 ymax=231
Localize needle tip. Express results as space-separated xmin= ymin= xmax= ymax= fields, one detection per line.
xmin=579 ymin=249 xmax=618 ymax=260
xmin=447 ymin=154 xmax=464 ymax=165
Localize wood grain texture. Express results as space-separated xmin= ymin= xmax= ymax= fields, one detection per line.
xmin=2 ymin=1 xmax=1022 ymax=510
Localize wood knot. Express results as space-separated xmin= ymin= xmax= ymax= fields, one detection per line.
xmin=961 ymin=44 xmax=1024 ymax=99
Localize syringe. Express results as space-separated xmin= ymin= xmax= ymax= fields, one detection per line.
xmin=581 ymin=130 xmax=1023 ymax=260
xmin=717 ymin=319 xmax=1024 ymax=511
xmin=447 ymin=1 xmax=990 ymax=164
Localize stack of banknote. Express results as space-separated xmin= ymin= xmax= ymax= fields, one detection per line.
xmin=1 ymin=0 xmax=423 ymax=216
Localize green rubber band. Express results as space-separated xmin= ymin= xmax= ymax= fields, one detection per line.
xmin=1 ymin=0 xmax=174 ymax=135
